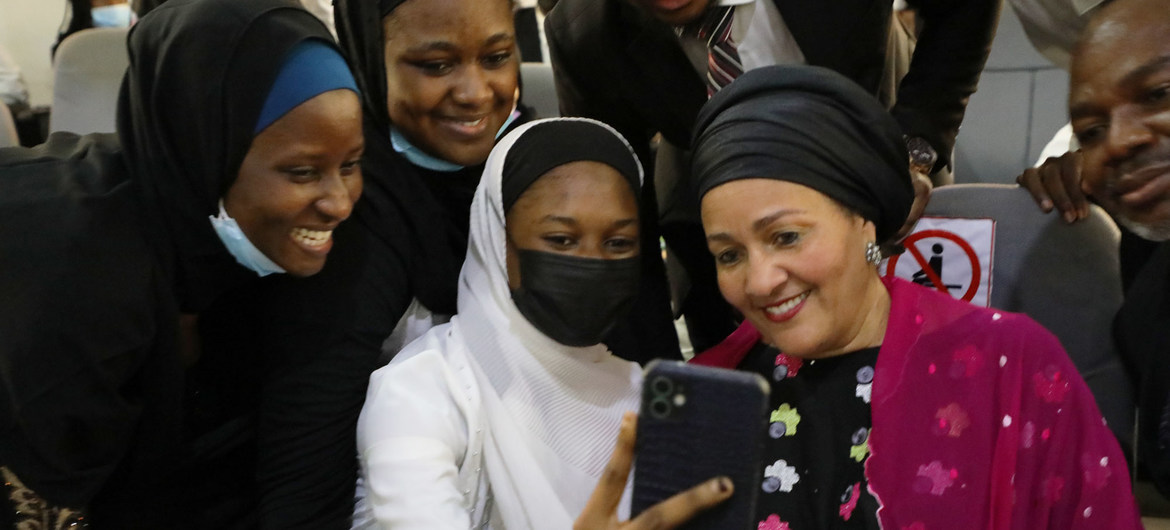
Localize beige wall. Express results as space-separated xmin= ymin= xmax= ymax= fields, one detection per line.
xmin=1 ymin=0 xmax=67 ymax=106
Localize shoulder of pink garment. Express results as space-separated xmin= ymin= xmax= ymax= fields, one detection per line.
xmin=690 ymin=319 xmax=760 ymax=368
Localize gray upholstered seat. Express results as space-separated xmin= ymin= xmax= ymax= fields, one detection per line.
xmin=890 ymin=183 xmax=1134 ymax=448
xmin=50 ymin=27 xmax=130 ymax=135
xmin=520 ymin=62 xmax=559 ymax=119
xmin=0 ymin=101 xmax=18 ymax=148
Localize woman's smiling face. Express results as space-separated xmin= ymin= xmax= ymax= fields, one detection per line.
xmin=224 ymin=89 xmax=364 ymax=277
xmin=382 ymin=0 xmax=519 ymax=166
xmin=701 ymin=178 xmax=888 ymax=358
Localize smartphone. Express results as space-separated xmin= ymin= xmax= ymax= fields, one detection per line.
xmin=632 ymin=360 xmax=770 ymax=530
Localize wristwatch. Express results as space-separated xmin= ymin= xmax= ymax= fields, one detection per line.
xmin=905 ymin=136 xmax=938 ymax=175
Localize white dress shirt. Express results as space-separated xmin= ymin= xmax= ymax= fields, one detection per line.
xmin=677 ymin=0 xmax=806 ymax=80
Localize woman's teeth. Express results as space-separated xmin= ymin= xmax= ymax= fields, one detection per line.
xmin=291 ymin=227 xmax=331 ymax=248
xmin=766 ymin=292 xmax=809 ymax=316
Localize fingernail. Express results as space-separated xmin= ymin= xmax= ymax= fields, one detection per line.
xmin=714 ymin=477 xmax=732 ymax=493
xmin=1040 ymin=199 xmax=1053 ymax=211
xmin=1064 ymin=211 xmax=1076 ymax=223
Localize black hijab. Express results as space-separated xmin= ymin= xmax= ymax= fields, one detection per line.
xmin=692 ymin=65 xmax=913 ymax=244
xmin=0 ymin=0 xmax=341 ymax=512
xmin=118 ymin=0 xmax=337 ymax=311
xmin=333 ymin=0 xmax=523 ymax=315
xmin=501 ymin=119 xmax=642 ymax=212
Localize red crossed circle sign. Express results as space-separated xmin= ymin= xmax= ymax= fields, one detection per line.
xmin=885 ymin=229 xmax=981 ymax=302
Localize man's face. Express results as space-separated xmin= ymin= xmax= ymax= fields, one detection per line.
xmin=624 ymin=0 xmax=714 ymax=26
xmin=1070 ymin=1 xmax=1170 ymax=240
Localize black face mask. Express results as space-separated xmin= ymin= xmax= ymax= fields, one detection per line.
xmin=510 ymin=249 xmax=641 ymax=347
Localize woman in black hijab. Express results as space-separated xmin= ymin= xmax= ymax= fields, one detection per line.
xmin=326 ymin=0 xmax=680 ymax=360
xmin=247 ymin=2 xmax=526 ymax=526
xmin=0 ymin=0 xmax=361 ymax=526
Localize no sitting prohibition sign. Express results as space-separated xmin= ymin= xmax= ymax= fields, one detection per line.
xmin=883 ymin=217 xmax=995 ymax=307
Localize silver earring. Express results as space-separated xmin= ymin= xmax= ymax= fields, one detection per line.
xmin=865 ymin=241 xmax=882 ymax=266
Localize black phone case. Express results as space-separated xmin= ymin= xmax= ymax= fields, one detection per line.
xmin=632 ymin=360 xmax=770 ymax=530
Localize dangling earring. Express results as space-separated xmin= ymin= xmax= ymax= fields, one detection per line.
xmin=865 ymin=241 xmax=882 ymax=266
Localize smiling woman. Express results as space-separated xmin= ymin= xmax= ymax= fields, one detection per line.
xmin=382 ymin=0 xmax=518 ymax=166
xmin=688 ymin=64 xmax=1141 ymax=529
xmin=243 ymin=0 xmax=530 ymax=525
xmin=225 ymin=88 xmax=364 ymax=277
xmin=0 ymin=0 xmax=362 ymax=526
xmin=330 ymin=0 xmax=523 ymax=336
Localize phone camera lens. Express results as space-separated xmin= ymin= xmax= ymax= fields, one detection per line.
xmin=649 ymin=397 xmax=671 ymax=419
xmin=651 ymin=376 xmax=673 ymax=396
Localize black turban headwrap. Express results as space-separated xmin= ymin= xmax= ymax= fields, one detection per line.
xmin=692 ymin=65 xmax=913 ymax=244
xmin=378 ymin=0 xmax=407 ymax=16
xmin=502 ymin=119 xmax=642 ymax=213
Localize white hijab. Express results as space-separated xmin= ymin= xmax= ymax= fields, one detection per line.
xmin=452 ymin=117 xmax=645 ymax=528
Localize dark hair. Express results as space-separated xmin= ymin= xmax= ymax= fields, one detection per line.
xmin=52 ymin=0 xmax=94 ymax=58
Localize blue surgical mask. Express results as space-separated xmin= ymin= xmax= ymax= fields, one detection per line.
xmin=209 ymin=201 xmax=286 ymax=277
xmin=390 ymin=127 xmax=464 ymax=172
xmin=90 ymin=3 xmax=134 ymax=28
xmin=389 ymin=108 xmax=521 ymax=172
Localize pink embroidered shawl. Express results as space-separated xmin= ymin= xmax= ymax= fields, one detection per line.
xmin=692 ymin=277 xmax=1141 ymax=529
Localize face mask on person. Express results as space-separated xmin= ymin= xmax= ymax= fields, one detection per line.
xmin=389 ymin=108 xmax=522 ymax=172
xmin=90 ymin=3 xmax=135 ymax=28
xmin=209 ymin=201 xmax=287 ymax=277
xmin=510 ymin=249 xmax=641 ymax=347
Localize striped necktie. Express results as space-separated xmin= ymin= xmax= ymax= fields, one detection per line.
xmin=699 ymin=6 xmax=743 ymax=96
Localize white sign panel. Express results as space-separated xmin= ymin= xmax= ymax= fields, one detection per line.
xmin=882 ymin=217 xmax=996 ymax=307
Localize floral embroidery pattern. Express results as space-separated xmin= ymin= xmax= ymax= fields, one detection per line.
xmin=763 ymin=459 xmax=800 ymax=493
xmin=748 ymin=345 xmax=879 ymax=526
xmin=770 ymin=404 xmax=801 ymax=438
xmin=839 ymin=482 xmax=861 ymax=520
xmin=855 ymin=366 xmax=875 ymax=403
xmin=1033 ymin=365 xmax=1071 ymax=404
xmin=758 ymin=514 xmax=790 ymax=530
xmin=773 ymin=353 xmax=803 ymax=381
xmin=850 ymin=427 xmax=870 ymax=462
xmin=950 ymin=344 xmax=982 ymax=378
xmin=934 ymin=403 xmax=971 ymax=438
xmin=856 ymin=382 xmax=873 ymax=403
xmin=850 ymin=442 xmax=870 ymax=463
xmin=915 ymin=460 xmax=956 ymax=496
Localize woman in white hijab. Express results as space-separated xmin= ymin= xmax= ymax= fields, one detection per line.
xmin=353 ymin=118 xmax=730 ymax=529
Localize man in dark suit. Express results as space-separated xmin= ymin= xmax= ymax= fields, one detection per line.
xmin=545 ymin=0 xmax=999 ymax=351
xmin=1067 ymin=0 xmax=1170 ymax=498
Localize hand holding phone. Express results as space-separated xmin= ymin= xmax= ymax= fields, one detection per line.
xmin=632 ymin=361 xmax=770 ymax=530
xmin=575 ymin=412 xmax=733 ymax=530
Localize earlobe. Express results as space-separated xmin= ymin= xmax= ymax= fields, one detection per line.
xmin=862 ymin=219 xmax=878 ymax=241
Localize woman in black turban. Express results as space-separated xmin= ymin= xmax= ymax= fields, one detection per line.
xmin=688 ymin=65 xmax=1140 ymax=529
